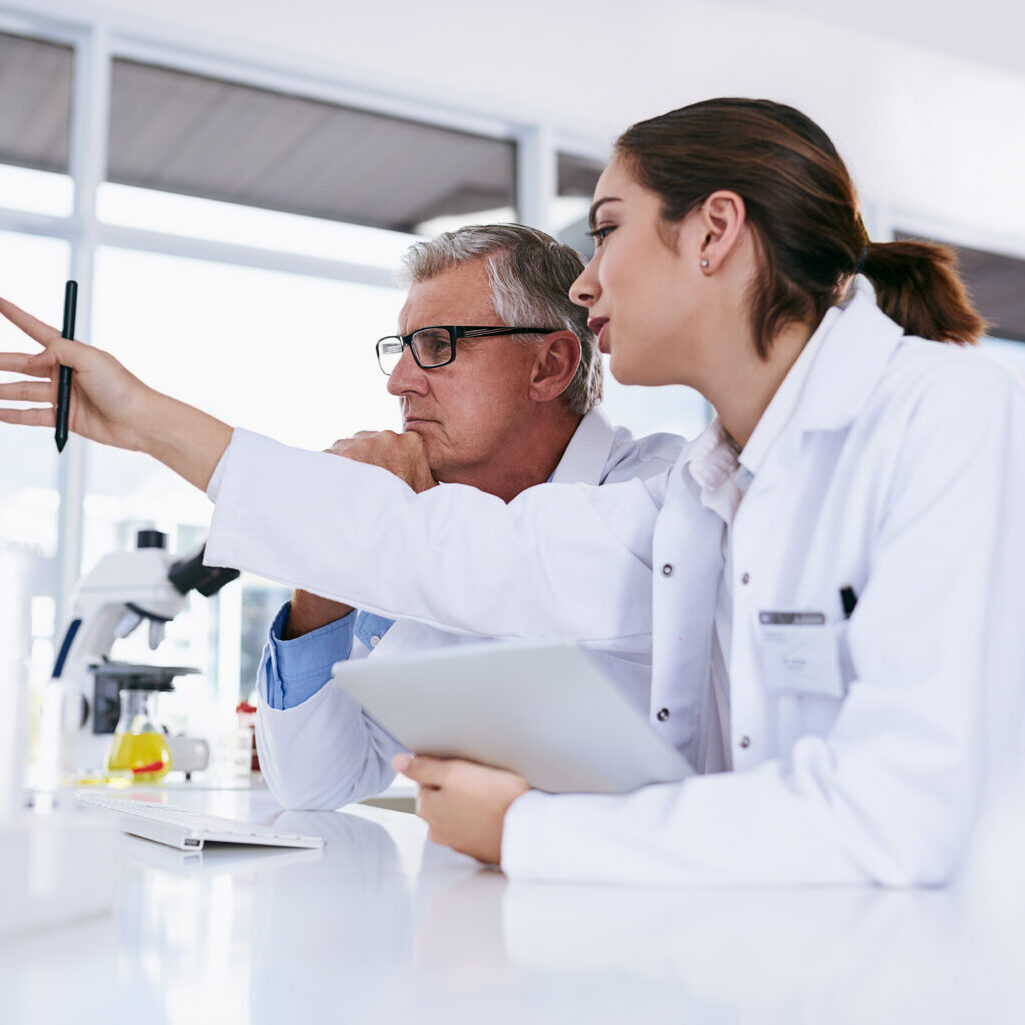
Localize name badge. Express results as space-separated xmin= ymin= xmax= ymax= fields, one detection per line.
xmin=757 ymin=611 xmax=844 ymax=698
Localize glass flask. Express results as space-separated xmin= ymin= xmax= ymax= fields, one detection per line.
xmin=106 ymin=687 xmax=172 ymax=783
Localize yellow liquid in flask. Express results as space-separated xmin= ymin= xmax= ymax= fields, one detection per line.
xmin=106 ymin=731 xmax=172 ymax=783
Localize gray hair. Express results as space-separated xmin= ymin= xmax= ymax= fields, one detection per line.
xmin=398 ymin=224 xmax=602 ymax=416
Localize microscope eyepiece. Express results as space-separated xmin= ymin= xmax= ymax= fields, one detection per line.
xmin=168 ymin=543 xmax=240 ymax=597
xmin=136 ymin=529 xmax=167 ymax=550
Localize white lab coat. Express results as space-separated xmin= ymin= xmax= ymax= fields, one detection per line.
xmin=206 ymin=281 xmax=1025 ymax=886
xmin=253 ymin=408 xmax=685 ymax=810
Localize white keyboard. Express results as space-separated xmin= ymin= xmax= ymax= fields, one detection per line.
xmin=74 ymin=793 xmax=325 ymax=852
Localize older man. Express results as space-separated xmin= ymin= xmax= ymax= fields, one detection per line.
xmin=250 ymin=225 xmax=683 ymax=809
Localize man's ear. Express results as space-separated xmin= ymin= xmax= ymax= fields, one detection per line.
xmin=528 ymin=331 xmax=581 ymax=403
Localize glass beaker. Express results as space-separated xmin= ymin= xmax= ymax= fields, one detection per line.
xmin=106 ymin=688 xmax=172 ymax=783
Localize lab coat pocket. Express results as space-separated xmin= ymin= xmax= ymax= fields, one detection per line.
xmin=757 ymin=611 xmax=845 ymax=700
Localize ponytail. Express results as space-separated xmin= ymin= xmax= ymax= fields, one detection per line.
xmin=859 ymin=240 xmax=986 ymax=345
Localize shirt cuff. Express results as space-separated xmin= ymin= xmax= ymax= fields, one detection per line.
xmin=205 ymin=442 xmax=231 ymax=500
xmin=264 ymin=601 xmax=356 ymax=710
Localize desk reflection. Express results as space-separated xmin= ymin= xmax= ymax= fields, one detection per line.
xmin=248 ymin=809 xmax=413 ymax=1024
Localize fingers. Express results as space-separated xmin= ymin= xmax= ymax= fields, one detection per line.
xmin=325 ymin=438 xmax=360 ymax=455
xmin=0 ymin=361 xmax=55 ymax=425
xmin=0 ymin=406 xmax=56 ymax=427
xmin=0 ymin=296 xmax=62 ymax=348
xmin=0 ymin=380 xmax=54 ymax=402
xmin=326 ymin=430 xmax=395 ymax=452
xmin=393 ymin=752 xmax=456 ymax=787
xmin=0 ymin=350 xmax=58 ymax=378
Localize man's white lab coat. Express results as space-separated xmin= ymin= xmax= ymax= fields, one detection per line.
xmin=253 ymin=409 xmax=685 ymax=810
xmin=206 ymin=281 xmax=1025 ymax=886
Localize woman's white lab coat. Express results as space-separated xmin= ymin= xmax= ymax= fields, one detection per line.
xmin=205 ymin=281 xmax=1025 ymax=886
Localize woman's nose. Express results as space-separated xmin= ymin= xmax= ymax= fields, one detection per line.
xmin=569 ymin=259 xmax=599 ymax=308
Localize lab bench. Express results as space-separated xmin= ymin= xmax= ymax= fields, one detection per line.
xmin=3 ymin=770 xmax=1024 ymax=1025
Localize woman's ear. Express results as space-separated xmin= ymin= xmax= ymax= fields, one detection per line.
xmin=698 ymin=190 xmax=747 ymax=273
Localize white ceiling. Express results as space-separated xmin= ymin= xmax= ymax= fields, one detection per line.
xmin=747 ymin=0 xmax=1024 ymax=80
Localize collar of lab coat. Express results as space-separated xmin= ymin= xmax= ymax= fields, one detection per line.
xmin=737 ymin=276 xmax=904 ymax=477
xmin=550 ymin=407 xmax=616 ymax=485
xmin=789 ymin=275 xmax=904 ymax=435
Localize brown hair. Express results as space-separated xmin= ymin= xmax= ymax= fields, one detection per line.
xmin=615 ymin=98 xmax=986 ymax=356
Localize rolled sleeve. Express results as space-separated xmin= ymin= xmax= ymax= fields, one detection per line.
xmin=262 ymin=602 xmax=356 ymax=710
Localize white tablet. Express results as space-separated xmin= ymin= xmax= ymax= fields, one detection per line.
xmin=331 ymin=639 xmax=692 ymax=794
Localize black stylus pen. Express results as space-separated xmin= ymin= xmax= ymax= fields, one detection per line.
xmin=54 ymin=279 xmax=77 ymax=453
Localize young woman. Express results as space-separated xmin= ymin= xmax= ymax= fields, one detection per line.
xmin=2 ymin=99 xmax=1023 ymax=886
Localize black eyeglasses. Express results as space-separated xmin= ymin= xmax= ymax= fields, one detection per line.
xmin=375 ymin=325 xmax=557 ymax=376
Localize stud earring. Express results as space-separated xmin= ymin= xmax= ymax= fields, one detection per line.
xmin=700 ymin=259 xmax=710 ymax=269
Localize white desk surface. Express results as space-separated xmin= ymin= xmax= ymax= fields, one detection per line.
xmin=3 ymin=774 xmax=1025 ymax=1025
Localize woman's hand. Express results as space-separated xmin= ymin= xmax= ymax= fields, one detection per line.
xmin=394 ymin=754 xmax=530 ymax=865
xmin=0 ymin=296 xmax=153 ymax=451
xmin=0 ymin=295 xmax=232 ymax=489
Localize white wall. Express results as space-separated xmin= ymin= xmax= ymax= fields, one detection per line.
xmin=7 ymin=0 xmax=1025 ymax=248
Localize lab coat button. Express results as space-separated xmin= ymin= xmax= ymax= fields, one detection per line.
xmin=738 ymin=735 xmax=751 ymax=748
xmin=740 ymin=572 xmax=750 ymax=585
xmin=370 ymin=635 xmax=381 ymax=647
xmin=661 ymin=563 xmax=674 ymax=577
xmin=656 ymin=708 xmax=670 ymax=721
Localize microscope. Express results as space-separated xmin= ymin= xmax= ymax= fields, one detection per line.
xmin=42 ymin=529 xmax=239 ymax=779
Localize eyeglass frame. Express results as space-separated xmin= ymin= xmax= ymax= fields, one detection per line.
xmin=375 ymin=325 xmax=559 ymax=376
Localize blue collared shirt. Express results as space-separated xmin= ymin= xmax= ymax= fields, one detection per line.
xmin=262 ymin=603 xmax=395 ymax=709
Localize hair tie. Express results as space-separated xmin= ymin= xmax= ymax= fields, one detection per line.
xmin=854 ymin=245 xmax=869 ymax=275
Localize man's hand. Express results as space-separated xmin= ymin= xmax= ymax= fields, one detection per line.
xmin=327 ymin=430 xmax=437 ymax=493
xmin=393 ymin=754 xmax=530 ymax=865
xmin=0 ymin=296 xmax=231 ymax=490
